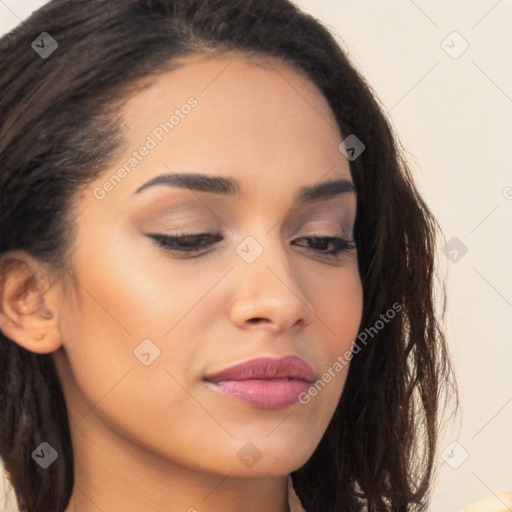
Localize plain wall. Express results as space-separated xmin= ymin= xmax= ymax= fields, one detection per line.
xmin=1 ymin=1 xmax=511 ymax=511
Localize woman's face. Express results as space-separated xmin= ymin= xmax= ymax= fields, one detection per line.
xmin=53 ymin=53 xmax=363 ymax=477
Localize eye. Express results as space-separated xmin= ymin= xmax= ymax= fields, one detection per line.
xmin=146 ymin=232 xmax=356 ymax=259
xmin=147 ymin=232 xmax=223 ymax=254
xmin=292 ymin=236 xmax=356 ymax=259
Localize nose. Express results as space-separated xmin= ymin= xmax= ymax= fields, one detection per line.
xmin=227 ymin=234 xmax=315 ymax=333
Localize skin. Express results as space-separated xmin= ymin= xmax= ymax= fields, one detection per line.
xmin=461 ymin=493 xmax=512 ymax=512
xmin=0 ymin=54 xmax=364 ymax=511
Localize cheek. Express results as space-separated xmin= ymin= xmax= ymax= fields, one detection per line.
xmin=61 ymin=224 xmax=216 ymax=342
xmin=56 ymin=228 xmax=233 ymax=435
xmin=57 ymin=270 xmax=216 ymax=464
xmin=292 ymin=260 xmax=363 ymax=428
xmin=308 ymin=259 xmax=363 ymax=356
xmin=55 ymin=238 xmax=185 ymax=413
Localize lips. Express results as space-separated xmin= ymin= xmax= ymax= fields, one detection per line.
xmin=204 ymin=356 xmax=315 ymax=410
xmin=204 ymin=355 xmax=315 ymax=382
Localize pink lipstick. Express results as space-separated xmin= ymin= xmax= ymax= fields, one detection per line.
xmin=204 ymin=355 xmax=315 ymax=410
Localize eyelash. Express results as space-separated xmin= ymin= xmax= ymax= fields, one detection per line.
xmin=147 ymin=232 xmax=356 ymax=259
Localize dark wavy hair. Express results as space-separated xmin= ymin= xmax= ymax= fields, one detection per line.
xmin=0 ymin=0 xmax=455 ymax=511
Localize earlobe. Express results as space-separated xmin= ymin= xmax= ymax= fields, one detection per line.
xmin=0 ymin=251 xmax=63 ymax=354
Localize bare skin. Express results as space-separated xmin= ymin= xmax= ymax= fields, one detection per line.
xmin=461 ymin=493 xmax=512 ymax=512
xmin=0 ymin=54 xmax=363 ymax=511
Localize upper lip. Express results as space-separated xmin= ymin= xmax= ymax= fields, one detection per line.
xmin=204 ymin=355 xmax=316 ymax=383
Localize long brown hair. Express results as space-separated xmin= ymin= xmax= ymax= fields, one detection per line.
xmin=0 ymin=1 xmax=455 ymax=510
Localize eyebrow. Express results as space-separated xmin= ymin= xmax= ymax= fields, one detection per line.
xmin=133 ymin=172 xmax=355 ymax=204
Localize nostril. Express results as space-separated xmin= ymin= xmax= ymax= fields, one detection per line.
xmin=248 ymin=318 xmax=266 ymax=323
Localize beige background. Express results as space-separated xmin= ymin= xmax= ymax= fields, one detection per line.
xmin=1 ymin=1 xmax=511 ymax=511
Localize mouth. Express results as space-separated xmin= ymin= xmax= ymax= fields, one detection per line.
xmin=203 ymin=355 xmax=315 ymax=410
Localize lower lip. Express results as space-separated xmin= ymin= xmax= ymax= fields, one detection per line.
xmin=206 ymin=379 xmax=311 ymax=409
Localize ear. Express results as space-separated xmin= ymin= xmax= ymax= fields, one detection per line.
xmin=0 ymin=250 xmax=63 ymax=354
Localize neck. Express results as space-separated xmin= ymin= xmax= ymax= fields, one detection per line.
xmin=64 ymin=410 xmax=290 ymax=512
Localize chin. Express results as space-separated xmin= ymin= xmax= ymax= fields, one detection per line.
xmin=231 ymin=436 xmax=318 ymax=476
xmin=175 ymin=438 xmax=317 ymax=478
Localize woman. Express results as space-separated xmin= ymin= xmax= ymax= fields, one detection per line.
xmin=0 ymin=0 xmax=462 ymax=510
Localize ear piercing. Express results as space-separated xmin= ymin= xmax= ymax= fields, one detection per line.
xmin=34 ymin=333 xmax=46 ymax=341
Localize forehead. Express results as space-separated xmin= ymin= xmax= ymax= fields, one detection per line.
xmin=122 ymin=52 xmax=338 ymax=127
xmin=79 ymin=52 xmax=354 ymax=217
xmin=117 ymin=53 xmax=347 ymax=174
